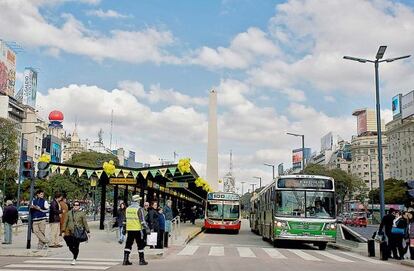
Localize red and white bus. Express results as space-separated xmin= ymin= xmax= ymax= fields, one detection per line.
xmin=204 ymin=192 xmax=241 ymax=233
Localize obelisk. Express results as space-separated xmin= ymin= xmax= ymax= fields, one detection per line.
xmin=206 ymin=89 xmax=219 ymax=192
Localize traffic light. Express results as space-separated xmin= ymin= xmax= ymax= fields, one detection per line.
xmin=22 ymin=161 xmax=34 ymax=179
xmin=37 ymin=161 xmax=50 ymax=179
xmin=406 ymin=180 xmax=414 ymax=198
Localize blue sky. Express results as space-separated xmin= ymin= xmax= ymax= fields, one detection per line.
xmin=2 ymin=0 xmax=414 ymax=190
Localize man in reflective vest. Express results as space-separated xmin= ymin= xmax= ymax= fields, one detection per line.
xmin=123 ymin=195 xmax=149 ymax=266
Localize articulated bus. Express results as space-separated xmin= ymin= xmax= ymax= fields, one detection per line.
xmin=204 ymin=192 xmax=241 ymax=233
xmin=250 ymin=175 xmax=337 ymax=250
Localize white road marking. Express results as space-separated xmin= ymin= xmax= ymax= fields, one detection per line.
xmin=178 ymin=245 xmax=199 ymax=256
xmin=209 ymin=246 xmax=225 ymax=256
xmin=262 ymin=248 xmax=287 ymax=259
xmin=24 ymin=260 xmax=118 ymax=265
xmin=4 ymin=264 xmax=109 ymax=270
xmin=237 ymin=247 xmax=256 ymax=258
xmin=44 ymin=257 xmax=121 ymax=262
xmin=314 ymin=251 xmax=354 ymax=262
xmin=340 ymin=252 xmax=388 ymax=264
xmin=287 ymin=249 xmax=322 ymax=261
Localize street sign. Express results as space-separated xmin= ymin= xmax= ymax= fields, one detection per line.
xmin=109 ymin=178 xmax=137 ymax=185
xmin=166 ymin=182 xmax=188 ymax=188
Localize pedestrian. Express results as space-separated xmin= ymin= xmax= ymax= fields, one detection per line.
xmin=143 ymin=201 xmax=149 ymax=246
xmin=391 ymin=211 xmax=407 ymax=260
xmin=117 ymin=202 xmax=126 ymax=244
xmin=191 ymin=206 xmax=197 ymax=224
xmin=407 ymin=211 xmax=414 ymax=260
xmin=49 ymin=192 xmax=63 ymax=248
xmin=59 ymin=195 xmax=69 ymax=237
xmin=30 ymin=190 xmax=50 ymax=249
xmin=2 ymin=200 xmax=18 ymax=244
xmin=379 ymin=208 xmax=396 ymax=259
xmin=164 ymin=200 xmax=173 ymax=248
xmin=122 ymin=195 xmax=149 ymax=266
xmin=156 ymin=207 xmax=165 ymax=249
xmin=61 ymin=200 xmax=90 ymax=265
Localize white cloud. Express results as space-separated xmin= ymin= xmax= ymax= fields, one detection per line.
xmin=324 ymin=95 xmax=335 ymax=103
xmin=0 ymin=0 xmax=178 ymax=64
xmin=86 ymin=9 xmax=129 ymax=19
xmin=191 ymin=27 xmax=280 ymax=69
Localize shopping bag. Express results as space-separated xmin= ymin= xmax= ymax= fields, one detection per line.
xmin=147 ymin=232 xmax=158 ymax=246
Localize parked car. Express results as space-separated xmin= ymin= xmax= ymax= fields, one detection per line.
xmin=351 ymin=212 xmax=368 ymax=227
xmin=18 ymin=205 xmax=29 ymax=223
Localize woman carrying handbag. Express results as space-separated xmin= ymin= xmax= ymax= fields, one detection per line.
xmin=61 ymin=201 xmax=90 ymax=265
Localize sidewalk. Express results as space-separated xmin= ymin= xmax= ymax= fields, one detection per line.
xmin=0 ymin=219 xmax=203 ymax=259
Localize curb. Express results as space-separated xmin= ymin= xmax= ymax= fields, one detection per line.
xmin=327 ymin=243 xmax=354 ymax=252
xmin=0 ymin=249 xmax=52 ymax=257
xmin=401 ymin=260 xmax=414 ymax=267
xmin=184 ymin=227 xmax=204 ymax=244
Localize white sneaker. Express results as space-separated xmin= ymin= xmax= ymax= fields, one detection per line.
xmin=71 ymin=259 xmax=76 ymax=265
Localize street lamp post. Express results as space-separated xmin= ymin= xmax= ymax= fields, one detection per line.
xmin=253 ymin=176 xmax=262 ymax=188
xmin=287 ymin=132 xmax=305 ymax=172
xmin=17 ymin=131 xmax=37 ymax=208
xmin=343 ymin=46 xmax=410 ymax=219
xmin=264 ymin=163 xmax=275 ymax=180
xmin=250 ymin=183 xmax=256 ymax=193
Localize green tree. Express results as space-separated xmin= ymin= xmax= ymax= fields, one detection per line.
xmin=0 ymin=118 xmax=19 ymax=202
xmin=368 ymin=178 xmax=408 ymax=204
xmin=67 ymin=151 xmax=119 ymax=168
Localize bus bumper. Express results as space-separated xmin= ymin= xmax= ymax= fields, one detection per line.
xmin=204 ymin=220 xmax=241 ymax=230
xmin=276 ymin=234 xmax=335 ymax=242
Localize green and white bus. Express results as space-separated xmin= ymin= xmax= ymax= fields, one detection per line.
xmin=250 ymin=175 xmax=337 ymax=250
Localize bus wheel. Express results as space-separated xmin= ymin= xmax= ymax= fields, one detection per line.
xmin=317 ymin=243 xmax=327 ymax=250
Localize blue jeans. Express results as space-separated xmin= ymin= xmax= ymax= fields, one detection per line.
xmin=118 ymin=226 xmax=125 ymax=242
xmin=3 ymin=223 xmax=12 ymax=244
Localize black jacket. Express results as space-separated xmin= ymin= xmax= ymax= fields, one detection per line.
xmin=147 ymin=207 xmax=159 ymax=231
xmin=49 ymin=199 xmax=62 ymax=223
xmin=2 ymin=205 xmax=18 ymax=225
xmin=379 ymin=213 xmax=395 ymax=236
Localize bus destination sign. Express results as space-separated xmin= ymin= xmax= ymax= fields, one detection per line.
xmin=277 ymin=178 xmax=333 ymax=189
xmin=207 ymin=193 xmax=240 ymax=201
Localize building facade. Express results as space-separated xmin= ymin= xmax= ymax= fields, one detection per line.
xmin=350 ymin=135 xmax=390 ymax=189
xmin=386 ymin=116 xmax=414 ymax=182
xmin=62 ymin=126 xmax=87 ymax=162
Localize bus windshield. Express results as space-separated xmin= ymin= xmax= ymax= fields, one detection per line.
xmin=275 ymin=191 xmax=335 ymax=218
xmin=207 ymin=202 xmax=239 ymax=220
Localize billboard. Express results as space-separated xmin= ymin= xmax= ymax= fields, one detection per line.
xmin=0 ymin=41 xmax=16 ymax=96
xmin=402 ymin=90 xmax=414 ymax=120
xmin=357 ymin=111 xmax=367 ymax=136
xmin=22 ymin=68 xmax=37 ymax=108
xmin=392 ymin=94 xmax=402 ymax=118
xmin=321 ymin=132 xmax=333 ymax=152
xmin=292 ymin=148 xmax=311 ymax=170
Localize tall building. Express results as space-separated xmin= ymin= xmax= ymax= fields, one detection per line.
xmin=326 ymin=140 xmax=352 ymax=173
xmin=352 ymin=108 xmax=385 ymax=136
xmin=62 ymin=126 xmax=87 ymax=162
xmin=386 ymin=91 xmax=414 ymax=182
xmin=21 ymin=106 xmax=47 ymax=162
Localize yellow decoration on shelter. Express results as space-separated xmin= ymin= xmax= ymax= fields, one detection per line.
xmin=177 ymin=158 xmax=191 ymax=174
xmin=103 ymin=160 xmax=116 ymax=177
xmin=39 ymin=154 xmax=51 ymax=163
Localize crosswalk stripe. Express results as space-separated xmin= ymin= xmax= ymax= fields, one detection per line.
xmin=262 ymin=248 xmax=287 ymax=259
xmin=340 ymin=252 xmax=388 ymax=264
xmin=314 ymin=251 xmax=354 ymax=262
xmin=287 ymin=249 xmax=322 ymax=261
xmin=209 ymin=246 xmax=224 ymax=256
xmin=4 ymin=264 xmax=109 ymax=270
xmin=178 ymin=245 xmax=199 ymax=256
xmin=44 ymin=257 xmax=121 ymax=262
xmin=24 ymin=260 xmax=118 ymax=265
xmin=0 ymin=269 xmax=51 ymax=271
xmin=237 ymin=247 xmax=256 ymax=258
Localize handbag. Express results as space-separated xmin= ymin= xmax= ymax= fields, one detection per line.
xmin=391 ymin=227 xmax=405 ymax=236
xmin=72 ymin=211 xmax=88 ymax=242
xmin=147 ymin=232 xmax=158 ymax=246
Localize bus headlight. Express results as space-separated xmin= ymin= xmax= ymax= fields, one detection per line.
xmin=229 ymin=220 xmax=240 ymax=225
xmin=275 ymin=220 xmax=287 ymax=228
xmin=324 ymin=223 xmax=336 ymax=230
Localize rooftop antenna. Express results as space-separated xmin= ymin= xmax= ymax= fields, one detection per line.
xmin=229 ymin=149 xmax=233 ymax=174
xmin=173 ymin=151 xmax=178 ymax=162
xmin=109 ymin=109 xmax=114 ymax=150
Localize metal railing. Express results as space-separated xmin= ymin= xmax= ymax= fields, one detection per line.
xmin=170 ymin=215 xmax=181 ymax=243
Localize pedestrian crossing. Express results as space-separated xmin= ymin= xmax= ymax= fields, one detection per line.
xmin=174 ymin=245 xmax=388 ymax=264
xmin=0 ymin=257 xmax=120 ymax=271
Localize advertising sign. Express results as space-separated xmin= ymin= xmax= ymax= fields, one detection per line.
xmin=357 ymin=111 xmax=367 ymax=136
xmin=392 ymin=94 xmax=402 ymax=118
xmin=292 ymin=149 xmax=303 ymax=170
xmin=22 ymin=68 xmax=37 ymax=108
xmin=277 ymin=178 xmax=333 ymax=189
xmin=207 ymin=192 xmax=240 ymax=201
xmin=166 ymin=182 xmax=188 ymax=188
xmin=0 ymin=41 xmax=16 ymax=96
xmin=321 ymin=132 xmax=333 ymax=152
xmin=109 ymin=178 xmax=137 ymax=185
xmin=402 ymin=90 xmax=414 ymax=120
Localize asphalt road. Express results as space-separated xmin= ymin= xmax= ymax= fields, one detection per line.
xmin=346 ymin=224 xmax=378 ymax=239
xmin=0 ymin=220 xmax=410 ymax=271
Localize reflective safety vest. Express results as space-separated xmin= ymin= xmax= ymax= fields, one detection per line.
xmin=126 ymin=206 xmax=142 ymax=231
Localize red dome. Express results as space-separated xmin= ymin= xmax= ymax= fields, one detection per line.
xmin=49 ymin=110 xmax=64 ymax=122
